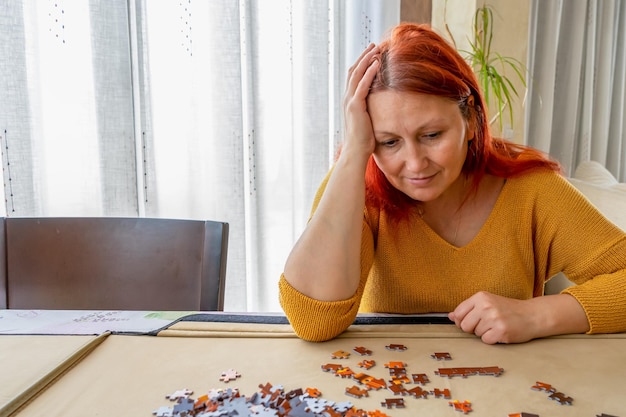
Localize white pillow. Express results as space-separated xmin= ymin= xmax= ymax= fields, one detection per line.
xmin=573 ymin=160 xmax=619 ymax=187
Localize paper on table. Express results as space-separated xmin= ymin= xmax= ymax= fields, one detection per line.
xmin=0 ymin=310 xmax=193 ymax=335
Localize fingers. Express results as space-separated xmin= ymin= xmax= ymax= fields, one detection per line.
xmin=345 ymin=44 xmax=379 ymax=99
xmin=341 ymin=44 xmax=380 ymax=158
xmin=450 ymin=292 xmax=506 ymax=344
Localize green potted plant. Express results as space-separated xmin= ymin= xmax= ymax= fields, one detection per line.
xmin=444 ymin=4 xmax=527 ymax=132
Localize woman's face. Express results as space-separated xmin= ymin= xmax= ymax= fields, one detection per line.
xmin=368 ymin=91 xmax=471 ymax=204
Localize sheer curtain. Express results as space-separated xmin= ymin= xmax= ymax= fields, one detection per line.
xmin=525 ymin=0 xmax=626 ymax=181
xmin=0 ymin=0 xmax=399 ymax=311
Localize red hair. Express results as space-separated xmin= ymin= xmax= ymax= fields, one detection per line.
xmin=363 ymin=23 xmax=560 ymax=218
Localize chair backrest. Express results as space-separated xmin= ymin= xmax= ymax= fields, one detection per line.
xmin=4 ymin=217 xmax=228 ymax=311
xmin=0 ymin=218 xmax=6 ymax=309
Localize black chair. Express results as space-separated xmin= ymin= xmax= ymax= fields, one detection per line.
xmin=4 ymin=217 xmax=228 ymax=311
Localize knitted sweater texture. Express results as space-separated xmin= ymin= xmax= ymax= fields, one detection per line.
xmin=279 ymin=169 xmax=626 ymax=342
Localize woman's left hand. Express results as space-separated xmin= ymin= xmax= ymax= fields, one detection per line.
xmin=448 ymin=291 xmax=589 ymax=344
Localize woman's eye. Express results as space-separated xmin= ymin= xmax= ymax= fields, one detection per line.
xmin=380 ymin=139 xmax=398 ymax=147
xmin=423 ymin=132 xmax=440 ymax=140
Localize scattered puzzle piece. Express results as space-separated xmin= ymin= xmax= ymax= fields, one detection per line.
xmin=430 ymin=388 xmax=451 ymax=399
xmin=383 ymin=361 xmax=407 ymax=369
xmin=332 ymin=350 xmax=352 ymax=359
xmin=152 ymin=406 xmax=173 ymax=417
xmin=336 ymin=367 xmax=355 ymax=378
xmin=362 ymin=376 xmax=387 ymax=391
xmin=345 ymin=385 xmax=369 ymax=399
xmin=390 ymin=374 xmax=410 ymax=385
xmin=548 ymin=391 xmax=573 ymax=405
xmin=357 ymin=359 xmax=375 ymax=370
xmin=305 ymin=387 xmax=322 ymax=398
xmin=449 ymin=399 xmax=472 ymax=414
xmin=412 ymin=373 xmax=430 ymax=385
xmin=322 ymin=363 xmax=344 ymax=373
xmin=436 ymin=366 xmax=503 ymax=378
xmin=531 ymin=381 xmax=556 ymax=393
xmin=220 ymin=369 xmax=241 ymax=383
xmin=165 ymin=388 xmax=193 ymax=401
xmin=387 ymin=384 xmax=407 ymax=396
xmin=385 ymin=344 xmax=407 ymax=351
xmin=353 ymin=346 xmax=372 ymax=356
xmin=380 ymin=398 xmax=405 ymax=409
xmin=366 ymin=410 xmax=392 ymax=417
xmin=406 ymin=386 xmax=429 ymax=399
xmin=431 ymin=352 xmax=452 ymax=360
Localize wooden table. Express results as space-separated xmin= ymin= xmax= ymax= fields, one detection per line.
xmin=3 ymin=314 xmax=625 ymax=416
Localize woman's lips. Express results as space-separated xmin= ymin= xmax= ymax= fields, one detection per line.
xmin=406 ymin=173 xmax=436 ymax=186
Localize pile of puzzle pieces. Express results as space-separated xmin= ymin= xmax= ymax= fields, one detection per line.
xmin=152 ymin=344 xmax=620 ymax=417
xmin=153 ymin=383 xmax=395 ymax=417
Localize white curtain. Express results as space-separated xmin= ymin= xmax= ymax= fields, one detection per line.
xmin=525 ymin=0 xmax=626 ymax=181
xmin=0 ymin=0 xmax=399 ymax=311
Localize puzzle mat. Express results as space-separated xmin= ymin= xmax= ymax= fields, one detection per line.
xmin=10 ymin=328 xmax=625 ymax=417
xmin=0 ymin=334 xmax=103 ymax=417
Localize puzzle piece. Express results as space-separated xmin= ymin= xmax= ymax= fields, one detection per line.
xmin=383 ymin=361 xmax=406 ymax=369
xmin=412 ymin=373 xmax=430 ymax=385
xmin=336 ymin=367 xmax=355 ymax=378
xmin=389 ymin=374 xmax=410 ymax=385
xmin=345 ymin=385 xmax=369 ymax=399
xmin=436 ymin=366 xmax=504 ymax=378
xmin=385 ymin=344 xmax=407 ymax=351
xmin=380 ymin=398 xmax=405 ymax=408
xmin=387 ymin=367 xmax=407 ymax=377
xmin=322 ymin=363 xmax=344 ymax=373
xmin=449 ymin=400 xmax=472 ymax=414
xmin=165 ymin=388 xmax=193 ymax=401
xmin=406 ymin=386 xmax=429 ymax=399
xmin=361 ymin=376 xmax=387 ymax=390
xmin=172 ymin=397 xmax=194 ymax=415
xmin=357 ymin=359 xmax=375 ymax=369
xmin=531 ymin=381 xmax=556 ymax=393
xmin=345 ymin=408 xmax=368 ymax=417
xmin=220 ymin=368 xmax=241 ymax=382
xmin=430 ymin=388 xmax=451 ymax=399
xmin=548 ymin=392 xmax=573 ymax=405
xmin=387 ymin=384 xmax=407 ymax=396
xmin=305 ymin=387 xmax=322 ymax=398
xmin=353 ymin=346 xmax=372 ymax=356
xmin=152 ymin=406 xmax=173 ymax=417
xmin=305 ymin=398 xmax=335 ymax=414
xmin=334 ymin=401 xmax=354 ymax=413
xmin=367 ymin=409 xmax=392 ymax=416
xmin=431 ymin=352 xmax=452 ymax=360
xmin=331 ymin=350 xmax=351 ymax=359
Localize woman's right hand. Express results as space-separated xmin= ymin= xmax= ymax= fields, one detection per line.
xmin=341 ymin=43 xmax=380 ymax=161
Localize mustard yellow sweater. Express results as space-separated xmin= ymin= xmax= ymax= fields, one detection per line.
xmin=279 ymin=169 xmax=626 ymax=342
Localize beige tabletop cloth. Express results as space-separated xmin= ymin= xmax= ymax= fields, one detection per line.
xmin=8 ymin=323 xmax=626 ymax=417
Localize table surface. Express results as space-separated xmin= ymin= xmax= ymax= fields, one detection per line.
xmin=0 ymin=335 xmax=101 ymax=417
xmin=3 ymin=315 xmax=625 ymax=417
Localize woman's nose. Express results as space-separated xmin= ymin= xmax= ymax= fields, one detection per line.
xmin=403 ymin=143 xmax=428 ymax=172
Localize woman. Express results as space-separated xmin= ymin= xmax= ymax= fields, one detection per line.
xmin=279 ymin=23 xmax=626 ymax=343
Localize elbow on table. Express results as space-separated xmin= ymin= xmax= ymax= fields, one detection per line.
xmin=286 ymin=316 xmax=349 ymax=342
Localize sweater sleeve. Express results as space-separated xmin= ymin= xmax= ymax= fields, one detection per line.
xmin=278 ymin=168 xmax=376 ymax=342
xmin=531 ymin=172 xmax=626 ymax=334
